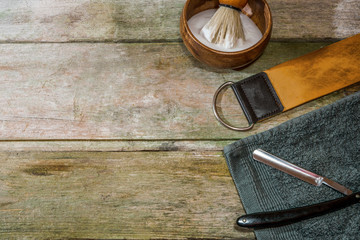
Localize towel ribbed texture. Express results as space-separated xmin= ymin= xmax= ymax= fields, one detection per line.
xmin=224 ymin=92 xmax=360 ymax=240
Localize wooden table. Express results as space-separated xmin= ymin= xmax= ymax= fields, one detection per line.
xmin=0 ymin=0 xmax=359 ymax=238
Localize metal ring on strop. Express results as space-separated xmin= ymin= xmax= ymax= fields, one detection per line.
xmin=212 ymin=81 xmax=254 ymax=131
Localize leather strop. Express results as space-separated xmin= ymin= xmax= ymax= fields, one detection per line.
xmin=213 ymin=34 xmax=360 ymax=131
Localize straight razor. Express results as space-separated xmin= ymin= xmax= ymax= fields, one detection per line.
xmin=237 ymin=149 xmax=359 ymax=228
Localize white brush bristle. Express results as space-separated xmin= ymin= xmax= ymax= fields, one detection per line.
xmin=201 ymin=7 xmax=245 ymax=49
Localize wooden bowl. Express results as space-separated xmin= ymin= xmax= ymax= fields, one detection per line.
xmin=180 ymin=0 xmax=272 ymax=69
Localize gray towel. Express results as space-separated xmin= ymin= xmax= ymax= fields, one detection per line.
xmin=224 ymin=91 xmax=360 ymax=240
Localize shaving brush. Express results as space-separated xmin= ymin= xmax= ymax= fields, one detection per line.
xmin=201 ymin=0 xmax=248 ymax=49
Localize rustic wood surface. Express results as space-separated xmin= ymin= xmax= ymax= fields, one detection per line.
xmin=0 ymin=151 xmax=256 ymax=239
xmin=0 ymin=0 xmax=359 ymax=42
xmin=0 ymin=0 xmax=359 ymax=239
xmin=1 ymin=41 xmax=359 ymax=141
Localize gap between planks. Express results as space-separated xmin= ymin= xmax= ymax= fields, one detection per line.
xmin=0 ymin=140 xmax=234 ymax=152
xmin=0 ymin=39 xmax=342 ymax=44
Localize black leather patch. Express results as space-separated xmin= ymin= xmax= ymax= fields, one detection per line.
xmin=231 ymin=72 xmax=284 ymax=124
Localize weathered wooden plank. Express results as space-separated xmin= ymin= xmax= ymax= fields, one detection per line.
xmin=0 ymin=140 xmax=233 ymax=152
xmin=271 ymin=0 xmax=360 ymax=40
xmin=0 ymin=151 xmax=254 ymax=239
xmin=0 ymin=0 xmax=358 ymax=42
xmin=1 ymin=41 xmax=359 ymax=140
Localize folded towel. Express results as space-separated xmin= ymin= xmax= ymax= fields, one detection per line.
xmin=224 ymin=91 xmax=360 ymax=240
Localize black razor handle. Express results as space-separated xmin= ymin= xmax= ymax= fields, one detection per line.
xmin=237 ymin=192 xmax=360 ymax=228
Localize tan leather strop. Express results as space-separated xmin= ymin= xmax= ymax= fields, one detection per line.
xmin=213 ymin=34 xmax=360 ymax=131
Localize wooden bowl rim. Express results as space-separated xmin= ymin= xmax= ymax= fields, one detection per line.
xmin=182 ymin=0 xmax=272 ymax=55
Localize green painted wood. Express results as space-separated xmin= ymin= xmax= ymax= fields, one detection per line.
xmin=0 ymin=0 xmax=358 ymax=42
xmin=0 ymin=151 xmax=254 ymax=239
xmin=1 ymin=41 xmax=358 ymax=140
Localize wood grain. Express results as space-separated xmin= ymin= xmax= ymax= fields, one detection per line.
xmin=1 ymin=1 xmax=358 ymax=239
xmin=0 ymin=0 xmax=358 ymax=42
xmin=1 ymin=1 xmax=359 ymax=239
xmin=1 ymin=41 xmax=358 ymax=140
xmin=0 ymin=150 xmax=254 ymax=239
xmin=0 ymin=140 xmax=233 ymax=152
